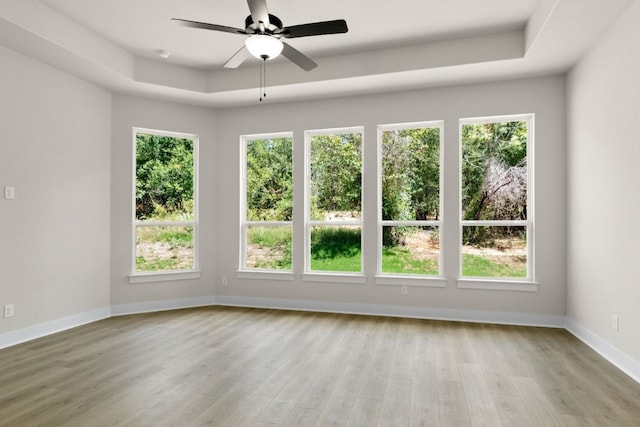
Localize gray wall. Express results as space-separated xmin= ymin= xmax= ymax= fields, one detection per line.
xmin=215 ymin=76 xmax=567 ymax=321
xmin=0 ymin=45 xmax=568 ymax=339
xmin=567 ymin=0 xmax=640 ymax=364
xmin=0 ymin=45 xmax=111 ymax=335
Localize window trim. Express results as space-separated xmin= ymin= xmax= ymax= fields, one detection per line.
xmin=304 ymin=126 xmax=365 ymax=280
xmin=130 ymin=127 xmax=199 ymax=282
xmin=376 ymin=121 xmax=445 ymax=281
xmin=238 ymin=132 xmax=294 ymax=274
xmin=458 ymin=114 xmax=535 ymax=283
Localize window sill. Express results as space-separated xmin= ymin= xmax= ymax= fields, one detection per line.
xmin=302 ymin=272 xmax=366 ymax=285
xmin=236 ymin=270 xmax=294 ymax=281
xmin=129 ymin=270 xmax=201 ymax=284
xmin=456 ymin=278 xmax=538 ymax=292
xmin=375 ymin=275 xmax=447 ymax=288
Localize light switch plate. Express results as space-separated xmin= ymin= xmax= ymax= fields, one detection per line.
xmin=4 ymin=304 xmax=14 ymax=318
xmin=4 ymin=186 xmax=15 ymax=199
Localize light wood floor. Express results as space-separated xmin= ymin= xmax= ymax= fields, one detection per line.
xmin=1 ymin=307 xmax=639 ymax=426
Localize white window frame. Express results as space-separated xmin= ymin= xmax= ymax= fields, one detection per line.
xmin=457 ymin=114 xmax=536 ymax=291
xmin=375 ymin=121 xmax=447 ymax=288
xmin=303 ymin=127 xmax=366 ymax=284
xmin=238 ymin=132 xmax=294 ymax=279
xmin=130 ymin=127 xmax=200 ymax=283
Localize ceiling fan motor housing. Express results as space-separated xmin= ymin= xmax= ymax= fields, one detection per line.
xmin=245 ymin=14 xmax=283 ymax=34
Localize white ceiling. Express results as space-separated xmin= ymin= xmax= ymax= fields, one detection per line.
xmin=0 ymin=0 xmax=635 ymax=107
xmin=39 ymin=0 xmax=539 ymax=68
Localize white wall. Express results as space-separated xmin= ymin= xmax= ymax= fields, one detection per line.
xmin=567 ymin=1 xmax=640 ymax=365
xmin=110 ymin=95 xmax=218 ymax=307
xmin=215 ymin=76 xmax=567 ymax=323
xmin=0 ymin=46 xmax=111 ymax=338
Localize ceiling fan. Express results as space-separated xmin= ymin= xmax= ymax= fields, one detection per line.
xmin=172 ymin=0 xmax=348 ymax=71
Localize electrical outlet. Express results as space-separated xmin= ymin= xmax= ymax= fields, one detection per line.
xmin=222 ymin=277 xmax=228 ymax=287
xmin=612 ymin=315 xmax=619 ymax=332
xmin=4 ymin=304 xmax=14 ymax=318
xmin=401 ymin=285 xmax=408 ymax=295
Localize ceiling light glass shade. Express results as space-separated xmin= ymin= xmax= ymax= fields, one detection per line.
xmin=245 ymin=35 xmax=283 ymax=60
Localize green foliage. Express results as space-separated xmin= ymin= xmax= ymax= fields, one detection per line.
xmin=310 ymin=253 xmax=361 ymax=272
xmin=462 ymin=226 xmax=526 ymax=250
xmin=136 ymin=257 xmax=183 ymax=271
xmin=462 ymin=254 xmax=526 ymax=278
xmin=310 ymin=133 xmax=362 ymax=218
xmin=381 ymin=127 xmax=440 ymax=246
xmin=461 ymin=121 xmax=528 ymax=245
xmin=246 ymin=138 xmax=293 ymax=221
xmin=135 ymin=226 xmax=193 ymax=271
xmin=155 ymin=227 xmax=193 ymax=248
xmin=247 ymin=227 xmax=443 ymax=275
xmin=381 ymin=246 xmax=439 ymax=275
xmin=136 ymin=134 xmax=194 ymax=220
xmin=310 ymin=227 xmax=361 ymax=272
xmin=247 ymin=226 xmax=292 ymax=269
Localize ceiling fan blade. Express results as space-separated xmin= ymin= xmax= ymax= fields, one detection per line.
xmin=247 ymin=0 xmax=270 ymax=27
xmin=224 ymin=45 xmax=251 ymax=68
xmin=172 ymin=18 xmax=246 ymax=35
xmin=282 ymin=19 xmax=348 ymax=38
xmin=281 ymin=42 xmax=317 ymax=71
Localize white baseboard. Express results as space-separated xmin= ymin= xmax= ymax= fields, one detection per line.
xmin=111 ymin=295 xmax=216 ymax=316
xmin=0 ymin=307 xmax=111 ymax=350
xmin=565 ymin=318 xmax=640 ymax=384
xmin=213 ymin=295 xmax=566 ymax=328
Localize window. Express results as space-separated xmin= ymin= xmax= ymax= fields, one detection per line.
xmin=240 ymin=134 xmax=293 ymax=271
xmin=460 ymin=115 xmax=533 ymax=280
xmin=378 ymin=122 xmax=443 ymax=277
xmin=133 ymin=128 xmax=198 ymax=276
xmin=306 ymin=128 xmax=363 ymax=275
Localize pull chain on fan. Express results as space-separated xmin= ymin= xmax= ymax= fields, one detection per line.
xmin=260 ymin=56 xmax=267 ymax=101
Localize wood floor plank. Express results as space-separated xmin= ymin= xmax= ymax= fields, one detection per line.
xmin=345 ymin=396 xmax=382 ymax=427
xmin=437 ymin=379 xmax=472 ymax=427
xmin=378 ymin=376 xmax=412 ymax=426
xmin=492 ymin=394 xmax=536 ymax=427
xmin=254 ymin=398 xmax=295 ymax=424
xmin=121 ymin=389 xmax=218 ymax=427
xmin=314 ymin=362 xmax=366 ymax=426
xmin=510 ymin=376 xmax=563 ymax=427
xmin=0 ymin=306 xmax=639 ymax=427
xmin=434 ymin=324 xmax=462 ymax=383
xmin=282 ymin=406 xmax=321 ymax=426
xmin=409 ymin=361 xmax=439 ymax=427
xmin=458 ymin=363 xmax=502 ymax=426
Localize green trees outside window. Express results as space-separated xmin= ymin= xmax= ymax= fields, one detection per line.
xmin=460 ymin=119 xmax=529 ymax=278
xmin=380 ymin=125 xmax=441 ymax=276
xmin=239 ymin=117 xmax=533 ymax=281
xmin=308 ymin=131 xmax=363 ymax=273
xmin=134 ymin=131 xmax=197 ymax=273
xmin=243 ymin=136 xmax=293 ymax=270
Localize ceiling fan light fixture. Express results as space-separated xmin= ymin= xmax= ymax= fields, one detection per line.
xmin=245 ymin=35 xmax=283 ymax=60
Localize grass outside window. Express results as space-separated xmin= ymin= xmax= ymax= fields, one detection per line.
xmin=136 ymin=225 xmax=194 ymax=272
